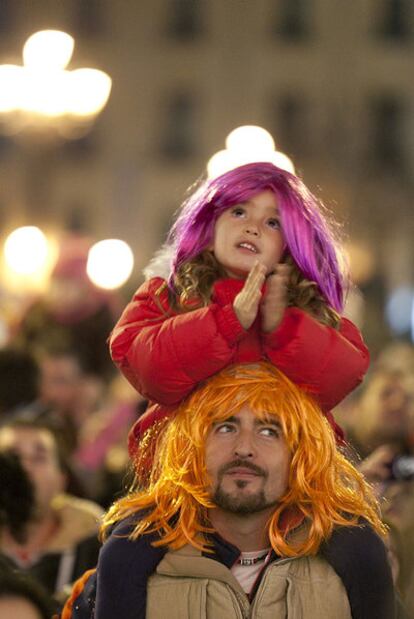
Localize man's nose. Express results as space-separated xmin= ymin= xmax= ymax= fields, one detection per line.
xmin=234 ymin=431 xmax=255 ymax=458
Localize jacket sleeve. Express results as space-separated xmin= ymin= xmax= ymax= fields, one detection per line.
xmin=109 ymin=277 xmax=247 ymax=405
xmin=94 ymin=519 xmax=167 ymax=619
xmin=321 ymin=524 xmax=395 ymax=619
xmin=262 ymin=308 xmax=370 ymax=411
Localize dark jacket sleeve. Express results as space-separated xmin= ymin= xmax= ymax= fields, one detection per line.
xmin=321 ymin=524 xmax=395 ymax=619
xmin=94 ymin=519 xmax=167 ymax=619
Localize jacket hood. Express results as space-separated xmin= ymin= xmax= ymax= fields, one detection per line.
xmin=143 ymin=243 xmax=174 ymax=281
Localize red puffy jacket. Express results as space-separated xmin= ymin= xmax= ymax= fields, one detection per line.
xmin=110 ymin=277 xmax=369 ymax=452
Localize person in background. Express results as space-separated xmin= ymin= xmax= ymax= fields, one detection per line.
xmin=0 ymin=347 xmax=39 ymax=422
xmin=0 ymin=419 xmax=102 ymax=600
xmin=0 ymin=565 xmax=56 ymax=619
xmin=14 ymin=234 xmax=118 ymax=385
xmin=0 ymin=450 xmax=35 ymax=547
xmin=0 ymin=447 xmax=56 ymax=618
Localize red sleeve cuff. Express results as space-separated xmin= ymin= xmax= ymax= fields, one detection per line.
xmin=261 ymin=307 xmax=304 ymax=349
xmin=211 ymin=303 xmax=246 ymax=346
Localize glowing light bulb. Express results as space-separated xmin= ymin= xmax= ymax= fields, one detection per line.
xmin=225 ymin=125 xmax=275 ymax=154
xmin=67 ymin=69 xmax=112 ymax=116
xmin=87 ymin=240 xmax=134 ymax=290
xmin=4 ymin=226 xmax=49 ymax=275
xmin=23 ymin=30 xmax=74 ymax=71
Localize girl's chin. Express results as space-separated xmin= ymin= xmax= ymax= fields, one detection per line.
xmin=224 ymin=266 xmax=250 ymax=279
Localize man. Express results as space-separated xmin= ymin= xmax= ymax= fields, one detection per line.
xmin=0 ymin=420 xmax=102 ymax=598
xmin=64 ymin=363 xmax=395 ymax=618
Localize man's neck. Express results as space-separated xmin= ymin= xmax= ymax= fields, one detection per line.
xmin=208 ymin=507 xmax=273 ymax=552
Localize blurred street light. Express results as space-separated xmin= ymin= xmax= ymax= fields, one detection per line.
xmin=385 ymin=286 xmax=414 ymax=336
xmin=207 ymin=125 xmax=295 ymax=178
xmin=23 ymin=30 xmax=74 ymax=71
xmin=86 ymin=240 xmax=134 ymax=290
xmin=0 ymin=30 xmax=112 ymax=125
xmin=4 ymin=226 xmax=49 ymax=275
xmin=225 ymin=126 xmax=275 ymax=155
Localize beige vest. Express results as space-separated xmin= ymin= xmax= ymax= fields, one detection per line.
xmin=147 ymin=544 xmax=352 ymax=619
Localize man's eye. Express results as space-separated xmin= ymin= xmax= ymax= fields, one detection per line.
xmin=260 ymin=427 xmax=280 ymax=438
xmin=216 ymin=423 xmax=234 ymax=434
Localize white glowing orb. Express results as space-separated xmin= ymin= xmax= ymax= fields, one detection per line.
xmin=207 ymin=150 xmax=237 ymax=178
xmin=0 ymin=65 xmax=26 ymax=112
xmin=225 ymin=126 xmax=275 ymax=155
xmin=386 ymin=287 xmax=414 ymax=335
xmin=87 ymin=240 xmax=134 ymax=290
xmin=207 ymin=149 xmax=295 ymax=178
xmin=4 ymin=226 xmax=49 ymax=275
xmin=21 ymin=69 xmax=69 ymax=116
xmin=269 ymin=151 xmax=295 ymax=174
xmin=67 ymin=69 xmax=112 ymax=116
xmin=23 ymin=30 xmax=74 ymax=71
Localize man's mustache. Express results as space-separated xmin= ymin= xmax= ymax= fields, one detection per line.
xmin=218 ymin=459 xmax=267 ymax=479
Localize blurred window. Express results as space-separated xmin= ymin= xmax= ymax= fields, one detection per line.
xmin=0 ymin=135 xmax=15 ymax=159
xmin=377 ymin=0 xmax=412 ymax=40
xmin=59 ymin=133 xmax=98 ymax=160
xmin=272 ymin=0 xmax=311 ymax=40
xmin=160 ymin=92 xmax=198 ymax=159
xmin=71 ymin=0 xmax=105 ymax=37
xmin=0 ymin=0 xmax=15 ymax=35
xmin=270 ymin=93 xmax=310 ymax=155
xmin=368 ymin=95 xmax=405 ymax=168
xmin=165 ymin=0 xmax=203 ymax=41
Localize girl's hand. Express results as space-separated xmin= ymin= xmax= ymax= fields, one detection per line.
xmin=233 ymin=261 xmax=266 ymax=330
xmin=261 ymin=263 xmax=290 ymax=333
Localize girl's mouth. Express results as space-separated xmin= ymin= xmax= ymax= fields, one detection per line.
xmin=237 ymin=242 xmax=258 ymax=253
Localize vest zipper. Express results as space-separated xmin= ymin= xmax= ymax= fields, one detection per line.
xmin=249 ymin=556 xmax=302 ymax=617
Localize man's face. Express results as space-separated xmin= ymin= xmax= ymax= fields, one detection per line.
xmin=39 ymin=355 xmax=83 ymax=413
xmin=205 ymin=405 xmax=291 ymax=514
xmin=0 ymin=426 xmax=65 ymax=518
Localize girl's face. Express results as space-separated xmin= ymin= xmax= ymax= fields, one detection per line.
xmin=212 ymin=190 xmax=284 ymax=278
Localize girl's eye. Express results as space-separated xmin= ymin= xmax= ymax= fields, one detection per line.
xmin=267 ymin=218 xmax=280 ymax=230
xmin=231 ymin=207 xmax=245 ymax=217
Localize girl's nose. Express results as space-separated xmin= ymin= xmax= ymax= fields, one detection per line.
xmin=245 ymin=223 xmax=259 ymax=236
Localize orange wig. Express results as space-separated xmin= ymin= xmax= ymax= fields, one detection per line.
xmin=102 ymin=363 xmax=385 ymax=556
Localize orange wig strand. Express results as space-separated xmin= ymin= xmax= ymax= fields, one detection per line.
xmin=102 ymin=363 xmax=385 ymax=556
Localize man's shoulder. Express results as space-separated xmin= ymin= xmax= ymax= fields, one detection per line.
xmin=323 ymin=522 xmax=388 ymax=569
xmin=321 ymin=522 xmax=395 ymax=619
xmin=99 ymin=516 xmax=167 ymax=577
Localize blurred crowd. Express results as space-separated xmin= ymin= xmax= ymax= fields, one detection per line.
xmin=0 ymin=237 xmax=146 ymax=616
xmin=0 ymin=239 xmax=413 ymax=617
xmin=336 ymin=341 xmax=414 ymax=617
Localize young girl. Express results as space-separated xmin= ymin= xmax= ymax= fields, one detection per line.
xmin=110 ymin=161 xmax=369 ymax=463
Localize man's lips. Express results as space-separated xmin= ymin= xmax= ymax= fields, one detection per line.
xmin=226 ymin=467 xmax=260 ymax=477
xmin=219 ymin=459 xmax=266 ymax=479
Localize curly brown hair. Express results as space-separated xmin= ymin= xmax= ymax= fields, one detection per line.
xmin=167 ymin=251 xmax=340 ymax=328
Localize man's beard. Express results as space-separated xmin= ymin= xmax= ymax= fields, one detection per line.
xmin=212 ymin=459 xmax=278 ymax=515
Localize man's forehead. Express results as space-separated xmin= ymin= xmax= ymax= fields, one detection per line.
xmin=222 ymin=405 xmax=280 ymax=424
xmin=0 ymin=426 xmax=55 ymax=451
